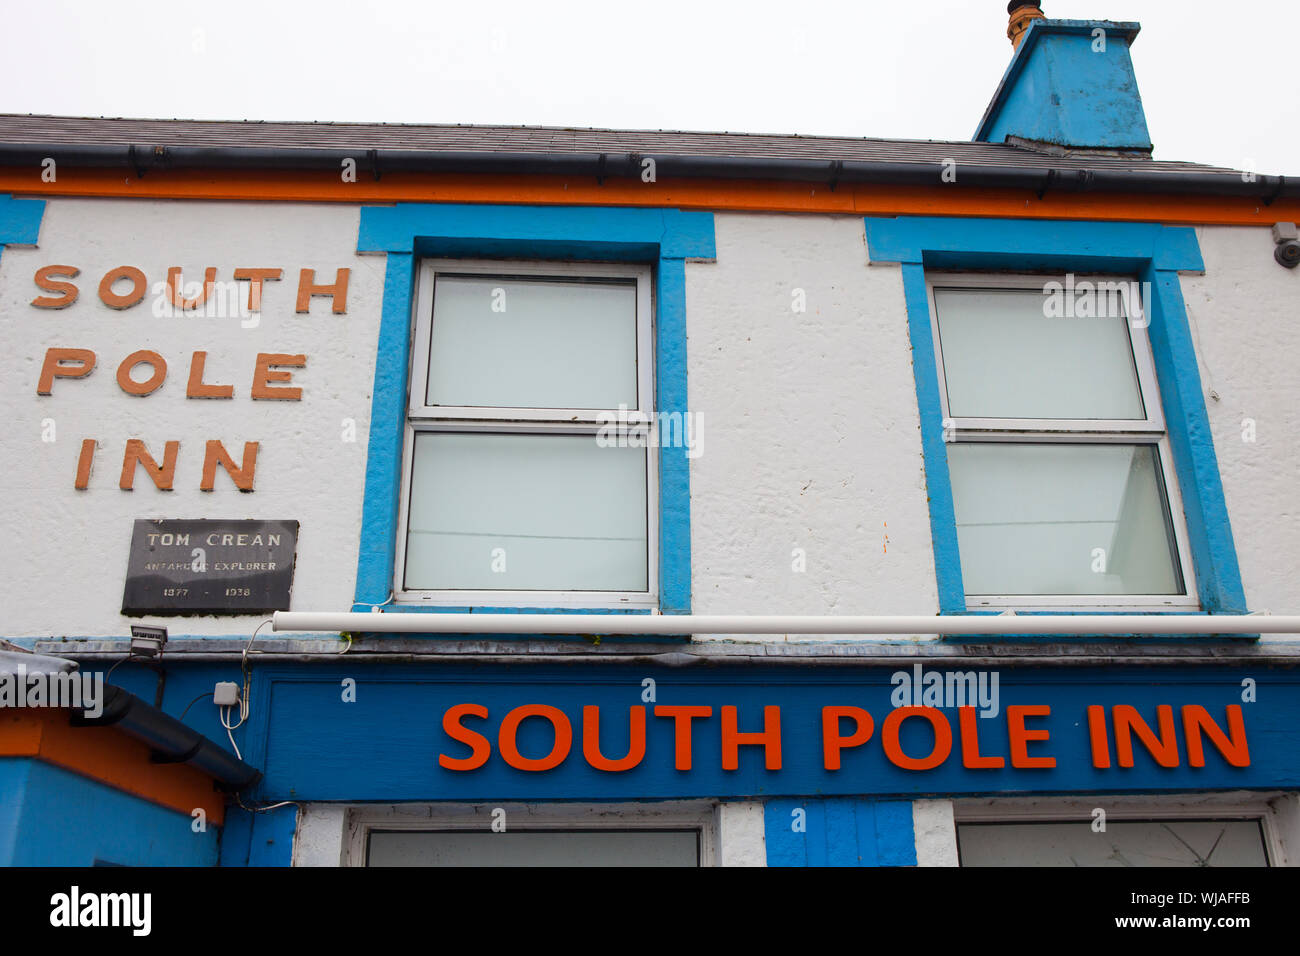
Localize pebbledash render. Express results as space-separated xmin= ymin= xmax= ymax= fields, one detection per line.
xmin=1 ymin=2 xmax=1299 ymax=867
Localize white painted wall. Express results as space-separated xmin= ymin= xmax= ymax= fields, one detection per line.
xmin=1181 ymin=227 xmax=1300 ymax=640
xmin=1 ymin=204 xmax=1290 ymax=643
xmin=685 ymin=213 xmax=938 ymax=629
xmin=1267 ymin=793 xmax=1300 ymax=866
xmin=292 ymin=803 xmax=347 ymax=867
xmin=715 ymin=800 xmax=766 ymax=866
xmin=0 ymin=198 xmax=384 ymax=637
xmin=912 ymin=799 xmax=959 ymax=866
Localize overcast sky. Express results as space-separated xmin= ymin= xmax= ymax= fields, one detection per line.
xmin=3 ymin=0 xmax=1296 ymax=174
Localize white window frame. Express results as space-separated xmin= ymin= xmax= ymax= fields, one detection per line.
xmin=395 ymin=258 xmax=659 ymax=609
xmin=952 ymin=793 xmax=1290 ymax=867
xmin=341 ymin=801 xmax=718 ymax=867
xmin=927 ymin=272 xmax=1199 ymax=612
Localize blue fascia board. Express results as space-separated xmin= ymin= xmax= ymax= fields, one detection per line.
xmin=974 ymin=19 xmax=1149 ymax=149
xmin=64 ymin=658 xmax=1297 ymax=809
xmin=243 ymin=661 xmax=1300 ymax=804
xmin=866 ymin=215 xmax=1245 ymax=621
xmin=353 ymin=203 xmax=714 ymax=619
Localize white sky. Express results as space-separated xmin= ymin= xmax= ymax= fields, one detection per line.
xmin=2 ymin=0 xmax=1296 ymax=175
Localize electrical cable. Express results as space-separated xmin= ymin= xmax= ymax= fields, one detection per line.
xmin=220 ymin=704 xmax=243 ymax=761
xmin=177 ymin=691 xmax=213 ymax=722
xmin=235 ymin=794 xmax=300 ymax=814
xmin=352 ymin=591 xmax=395 ymax=610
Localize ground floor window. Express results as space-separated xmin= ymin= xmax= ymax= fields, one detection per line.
xmin=343 ymin=802 xmax=716 ymax=867
xmin=953 ymin=794 xmax=1285 ymax=867
xmin=367 ymin=828 xmax=699 ymax=867
xmin=957 ymin=819 xmax=1269 ymax=867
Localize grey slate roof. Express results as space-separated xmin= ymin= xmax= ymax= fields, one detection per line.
xmin=0 ymin=113 xmax=1241 ymax=176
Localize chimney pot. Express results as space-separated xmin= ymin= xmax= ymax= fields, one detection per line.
xmin=1007 ymin=0 xmax=1045 ymax=48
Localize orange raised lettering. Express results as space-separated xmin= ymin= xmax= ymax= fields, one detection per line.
xmin=439 ymin=703 xmax=491 ymax=771
xmin=31 ymin=265 xmax=80 ymax=308
xmin=822 ymin=706 xmax=873 ymax=770
xmin=37 ymin=347 xmax=96 ymax=394
xmin=582 ymin=705 xmax=646 ymax=772
xmin=498 ymin=704 xmax=572 ymax=772
xmin=653 ymin=705 xmax=711 ymax=771
xmin=882 ymin=706 xmax=952 ymax=771
xmin=959 ymin=706 xmax=1005 ymax=769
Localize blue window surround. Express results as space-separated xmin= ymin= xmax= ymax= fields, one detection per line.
xmin=0 ymin=195 xmax=44 ymax=264
xmin=864 ymin=216 xmax=1247 ymax=624
xmin=353 ymin=203 xmax=715 ymax=616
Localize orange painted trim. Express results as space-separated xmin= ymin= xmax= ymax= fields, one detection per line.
xmin=2 ymin=167 xmax=1298 ymax=228
xmin=0 ymin=708 xmax=226 ymax=824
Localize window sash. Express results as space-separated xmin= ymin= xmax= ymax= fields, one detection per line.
xmin=927 ymin=272 xmax=1165 ymax=433
xmin=397 ymin=258 xmax=659 ymax=608
xmin=959 ymin=437 xmax=1198 ymax=609
xmin=956 ymin=439 xmax=1190 ymax=598
xmin=409 ymin=259 xmax=654 ymax=424
xmin=395 ymin=428 xmax=660 ymax=608
xmin=926 ymin=272 xmax=1197 ymax=610
xmin=399 ymin=429 xmax=653 ymax=596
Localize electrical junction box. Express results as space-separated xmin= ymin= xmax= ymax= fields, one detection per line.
xmin=213 ymin=682 xmax=241 ymax=707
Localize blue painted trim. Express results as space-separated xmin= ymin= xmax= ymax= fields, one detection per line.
xmin=0 ymin=194 xmax=45 ymax=267
xmin=355 ymin=252 xmax=415 ymax=607
xmin=902 ymin=263 xmax=966 ymax=613
xmin=765 ymin=798 xmax=916 ymax=867
xmin=656 ymin=258 xmax=691 ymax=614
xmin=247 ymin=804 xmax=299 ymax=867
xmin=358 ymin=204 xmax=716 ymax=259
xmin=353 ymin=204 xmax=714 ymax=618
xmin=218 ymin=805 xmax=254 ymax=867
xmin=1143 ymin=266 xmax=1247 ymax=614
xmin=865 ymin=217 xmax=1201 ymax=271
xmin=866 ymin=216 xmax=1246 ymax=621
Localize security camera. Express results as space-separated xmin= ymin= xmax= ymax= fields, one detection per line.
xmin=1274 ymin=222 xmax=1300 ymax=269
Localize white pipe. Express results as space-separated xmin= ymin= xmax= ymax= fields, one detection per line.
xmin=271 ymin=611 xmax=1298 ymax=636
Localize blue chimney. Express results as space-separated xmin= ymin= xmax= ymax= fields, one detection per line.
xmin=975 ymin=3 xmax=1152 ymax=153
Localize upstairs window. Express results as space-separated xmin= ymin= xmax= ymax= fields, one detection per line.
xmin=396 ymin=259 xmax=656 ymax=607
xmin=928 ymin=274 xmax=1196 ymax=610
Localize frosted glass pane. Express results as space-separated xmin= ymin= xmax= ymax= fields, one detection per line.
xmin=934 ymin=288 xmax=1145 ymax=419
xmin=404 ymin=433 xmax=647 ymax=591
xmin=959 ymin=821 xmax=1268 ymax=867
xmin=368 ymin=830 xmax=699 ymax=867
xmin=426 ymin=275 xmax=637 ymax=408
xmin=948 ymin=443 xmax=1182 ymax=596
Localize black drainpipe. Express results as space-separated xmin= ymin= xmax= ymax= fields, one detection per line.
xmin=70 ymin=684 xmax=261 ymax=791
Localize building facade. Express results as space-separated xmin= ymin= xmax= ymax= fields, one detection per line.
xmin=1 ymin=5 xmax=1298 ymax=866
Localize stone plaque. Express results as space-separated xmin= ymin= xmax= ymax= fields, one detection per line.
xmin=122 ymin=519 xmax=298 ymax=616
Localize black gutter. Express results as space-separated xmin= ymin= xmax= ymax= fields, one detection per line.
xmin=0 ymin=142 xmax=1293 ymax=201
xmin=69 ymin=683 xmax=261 ymax=791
